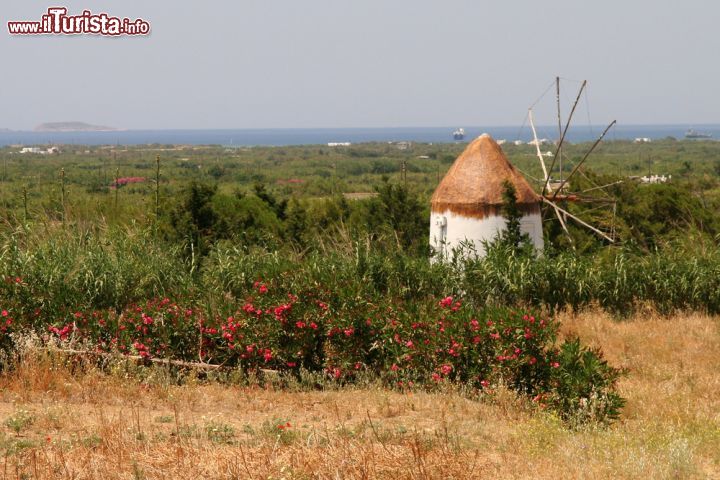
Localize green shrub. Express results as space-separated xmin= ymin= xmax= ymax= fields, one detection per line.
xmin=546 ymin=338 xmax=625 ymax=426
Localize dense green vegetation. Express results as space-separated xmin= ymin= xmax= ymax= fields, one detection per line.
xmin=1 ymin=138 xmax=719 ymax=251
xmin=1 ymin=138 xmax=719 ymax=424
xmin=1 ymin=226 xmax=628 ymax=424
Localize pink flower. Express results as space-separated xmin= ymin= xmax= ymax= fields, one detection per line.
xmin=480 ymin=380 xmax=490 ymax=388
xmin=1 ymin=310 xmax=7 ymax=317
xmin=440 ymin=364 xmax=453 ymax=376
xmin=252 ymin=280 xmax=268 ymax=293
xmin=287 ymin=361 xmax=297 ymax=368
xmin=273 ymin=304 xmax=291 ymax=319
xmin=439 ymin=296 xmax=453 ymax=308
xmin=551 ymin=362 xmax=560 ymax=369
xmin=405 ymin=340 xmax=414 ymax=348
xmin=391 ymin=363 xmax=399 ymax=372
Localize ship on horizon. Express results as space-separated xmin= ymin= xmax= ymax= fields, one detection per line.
xmin=452 ymin=128 xmax=465 ymax=140
xmin=685 ymin=129 xmax=712 ymax=139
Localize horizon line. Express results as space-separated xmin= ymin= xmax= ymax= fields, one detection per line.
xmin=3 ymin=122 xmax=720 ymax=133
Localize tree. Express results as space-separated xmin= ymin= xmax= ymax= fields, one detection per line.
xmin=167 ymin=181 xmax=217 ymax=257
xmin=499 ymin=181 xmax=531 ymax=252
xmin=285 ymin=198 xmax=309 ymax=246
xmin=253 ymin=182 xmax=287 ymax=220
xmin=368 ymin=181 xmax=427 ymax=251
xmin=212 ymin=193 xmax=283 ymax=246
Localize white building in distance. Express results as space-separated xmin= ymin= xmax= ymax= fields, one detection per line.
xmin=20 ymin=147 xmax=42 ymax=154
xmin=429 ymin=134 xmax=544 ymax=259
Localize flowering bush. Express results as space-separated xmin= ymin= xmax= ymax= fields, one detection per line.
xmin=201 ymin=282 xmax=328 ymax=370
xmin=0 ymin=308 xmax=16 ymax=368
xmin=34 ymin=288 xmax=625 ymax=424
xmin=322 ymin=296 xmax=384 ymax=380
xmin=381 ymin=297 xmax=559 ymax=394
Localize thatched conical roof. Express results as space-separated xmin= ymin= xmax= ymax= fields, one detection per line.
xmin=431 ymin=134 xmax=540 ymax=218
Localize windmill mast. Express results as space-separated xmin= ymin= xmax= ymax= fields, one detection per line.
xmin=542 ymin=80 xmax=587 ymax=196
xmin=529 ymin=78 xmax=619 ymax=244
xmin=528 ymin=109 xmax=550 ymax=189
xmin=556 ymin=76 xmax=563 ymax=183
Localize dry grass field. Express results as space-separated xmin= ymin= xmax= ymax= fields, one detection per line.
xmin=0 ymin=311 xmax=718 ymax=479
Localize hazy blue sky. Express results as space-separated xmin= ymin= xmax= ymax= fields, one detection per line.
xmin=2 ymin=0 xmax=718 ymax=130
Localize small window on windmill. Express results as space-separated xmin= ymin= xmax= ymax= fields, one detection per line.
xmin=436 ymin=216 xmax=447 ymax=243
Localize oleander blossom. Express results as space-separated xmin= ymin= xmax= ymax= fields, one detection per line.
xmin=25 ymin=292 xmax=623 ymax=424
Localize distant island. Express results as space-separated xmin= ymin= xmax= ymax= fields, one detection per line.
xmin=34 ymin=122 xmax=119 ymax=132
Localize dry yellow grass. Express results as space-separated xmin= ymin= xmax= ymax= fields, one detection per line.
xmin=0 ymin=311 xmax=718 ymax=479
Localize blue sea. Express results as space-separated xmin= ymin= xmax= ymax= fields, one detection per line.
xmin=0 ymin=124 xmax=717 ymax=147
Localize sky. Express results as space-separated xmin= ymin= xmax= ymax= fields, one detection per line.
xmin=1 ymin=0 xmax=719 ymax=130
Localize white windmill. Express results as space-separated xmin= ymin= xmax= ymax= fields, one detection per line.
xmin=429 ymin=133 xmax=544 ymax=259
xmin=429 ymin=78 xmax=620 ymax=261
